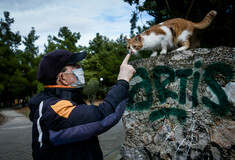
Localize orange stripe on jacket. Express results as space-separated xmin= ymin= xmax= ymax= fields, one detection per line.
xmin=51 ymin=100 xmax=76 ymax=118
xmin=44 ymin=85 xmax=76 ymax=88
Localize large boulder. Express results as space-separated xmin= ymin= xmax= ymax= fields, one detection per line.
xmin=121 ymin=47 xmax=235 ymax=160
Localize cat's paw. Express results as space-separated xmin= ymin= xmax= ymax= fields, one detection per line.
xmin=150 ymin=52 xmax=158 ymax=57
xmin=160 ymin=50 xmax=167 ymax=54
xmin=176 ymin=46 xmax=187 ymax=51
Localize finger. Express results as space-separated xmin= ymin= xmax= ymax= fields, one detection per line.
xmin=132 ymin=67 xmax=136 ymax=74
xmin=130 ymin=66 xmax=136 ymax=74
xmin=121 ymin=54 xmax=130 ymax=65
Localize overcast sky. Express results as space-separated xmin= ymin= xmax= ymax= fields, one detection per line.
xmin=0 ymin=0 xmax=152 ymax=53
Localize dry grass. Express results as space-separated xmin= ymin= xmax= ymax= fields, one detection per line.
xmin=0 ymin=112 xmax=6 ymax=124
xmin=14 ymin=107 xmax=30 ymax=117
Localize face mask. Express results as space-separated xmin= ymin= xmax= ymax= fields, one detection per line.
xmin=63 ymin=68 xmax=85 ymax=88
xmin=71 ymin=68 xmax=85 ymax=88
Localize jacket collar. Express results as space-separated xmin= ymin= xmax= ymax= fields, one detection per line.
xmin=44 ymin=85 xmax=76 ymax=88
xmin=43 ymin=85 xmax=82 ymax=100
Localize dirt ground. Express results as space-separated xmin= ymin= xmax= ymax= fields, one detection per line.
xmin=14 ymin=107 xmax=31 ymax=117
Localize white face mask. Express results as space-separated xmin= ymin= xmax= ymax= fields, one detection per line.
xmin=71 ymin=68 xmax=85 ymax=88
xmin=63 ymin=68 xmax=85 ymax=88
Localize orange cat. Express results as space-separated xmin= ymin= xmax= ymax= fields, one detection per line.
xmin=126 ymin=10 xmax=217 ymax=57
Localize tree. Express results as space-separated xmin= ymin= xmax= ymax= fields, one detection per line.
xmin=44 ymin=26 xmax=82 ymax=53
xmin=0 ymin=11 xmax=21 ymax=107
xmin=0 ymin=12 xmax=41 ymax=107
xmin=124 ymin=0 xmax=234 ymax=47
xmin=82 ymin=33 xmax=128 ymax=87
xmin=83 ymin=78 xmax=100 ymax=104
xmin=21 ymin=27 xmax=41 ymax=99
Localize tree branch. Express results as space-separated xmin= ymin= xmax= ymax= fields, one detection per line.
xmin=185 ymin=0 xmax=195 ymax=19
xmin=165 ymin=0 xmax=171 ymax=14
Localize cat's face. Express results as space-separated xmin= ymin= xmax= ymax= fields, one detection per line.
xmin=126 ymin=35 xmax=143 ymax=55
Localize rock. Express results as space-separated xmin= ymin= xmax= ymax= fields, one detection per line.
xmin=121 ymin=47 xmax=235 ymax=159
xmin=142 ymin=132 xmax=152 ymax=145
xmin=209 ymin=119 xmax=235 ymax=148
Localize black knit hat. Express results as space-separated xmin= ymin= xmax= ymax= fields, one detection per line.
xmin=36 ymin=50 xmax=87 ymax=83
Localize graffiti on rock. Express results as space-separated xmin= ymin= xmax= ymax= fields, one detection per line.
xmin=127 ymin=61 xmax=234 ymax=122
xmin=149 ymin=108 xmax=187 ymax=123
xmin=202 ymin=62 xmax=234 ymax=116
xmin=127 ymin=68 xmax=153 ymax=111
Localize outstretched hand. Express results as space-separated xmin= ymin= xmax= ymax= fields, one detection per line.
xmin=117 ymin=54 xmax=136 ymax=82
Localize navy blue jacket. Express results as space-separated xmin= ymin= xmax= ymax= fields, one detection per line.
xmin=28 ymin=80 xmax=129 ymax=160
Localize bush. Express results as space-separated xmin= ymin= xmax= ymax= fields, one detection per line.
xmin=82 ymin=78 xmax=99 ymax=104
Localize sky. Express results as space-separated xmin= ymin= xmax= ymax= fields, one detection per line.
xmin=0 ymin=0 xmax=152 ymax=53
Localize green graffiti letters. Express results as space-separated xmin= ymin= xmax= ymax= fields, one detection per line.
xmin=192 ymin=61 xmax=202 ymax=107
xmin=127 ymin=61 xmax=234 ymax=122
xmin=202 ymin=62 xmax=234 ymax=116
xmin=153 ymin=66 xmax=178 ymax=103
xmin=127 ymin=68 xmax=153 ymax=111
xmin=149 ymin=108 xmax=187 ymax=123
xmin=192 ymin=71 xmax=200 ymax=107
xmin=176 ymin=69 xmax=193 ymax=104
xmin=194 ymin=60 xmax=202 ymax=68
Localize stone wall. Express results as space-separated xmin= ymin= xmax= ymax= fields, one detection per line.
xmin=121 ymin=47 xmax=235 ymax=160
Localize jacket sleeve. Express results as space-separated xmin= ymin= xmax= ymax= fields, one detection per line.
xmin=49 ymin=80 xmax=129 ymax=146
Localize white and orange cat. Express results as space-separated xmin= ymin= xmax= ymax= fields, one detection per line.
xmin=126 ymin=10 xmax=217 ymax=57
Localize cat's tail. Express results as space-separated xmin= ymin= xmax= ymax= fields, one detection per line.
xmin=193 ymin=10 xmax=217 ymax=29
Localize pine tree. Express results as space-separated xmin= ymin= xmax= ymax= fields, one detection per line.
xmin=0 ymin=11 xmax=21 ymax=107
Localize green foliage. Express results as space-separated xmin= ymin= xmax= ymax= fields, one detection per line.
xmin=44 ymin=26 xmax=81 ymax=53
xmin=23 ymin=27 xmax=39 ymax=55
xmin=82 ymin=78 xmax=100 ymax=104
xmin=0 ymin=11 xmax=22 ymax=107
xmin=83 ymin=33 xmax=128 ymax=86
xmin=37 ymin=83 xmax=44 ymax=93
xmin=0 ymin=12 xmax=41 ymax=107
xmin=21 ymin=27 xmax=41 ymax=96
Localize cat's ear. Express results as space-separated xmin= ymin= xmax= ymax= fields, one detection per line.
xmin=135 ymin=35 xmax=141 ymax=42
xmin=125 ymin=37 xmax=130 ymax=41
